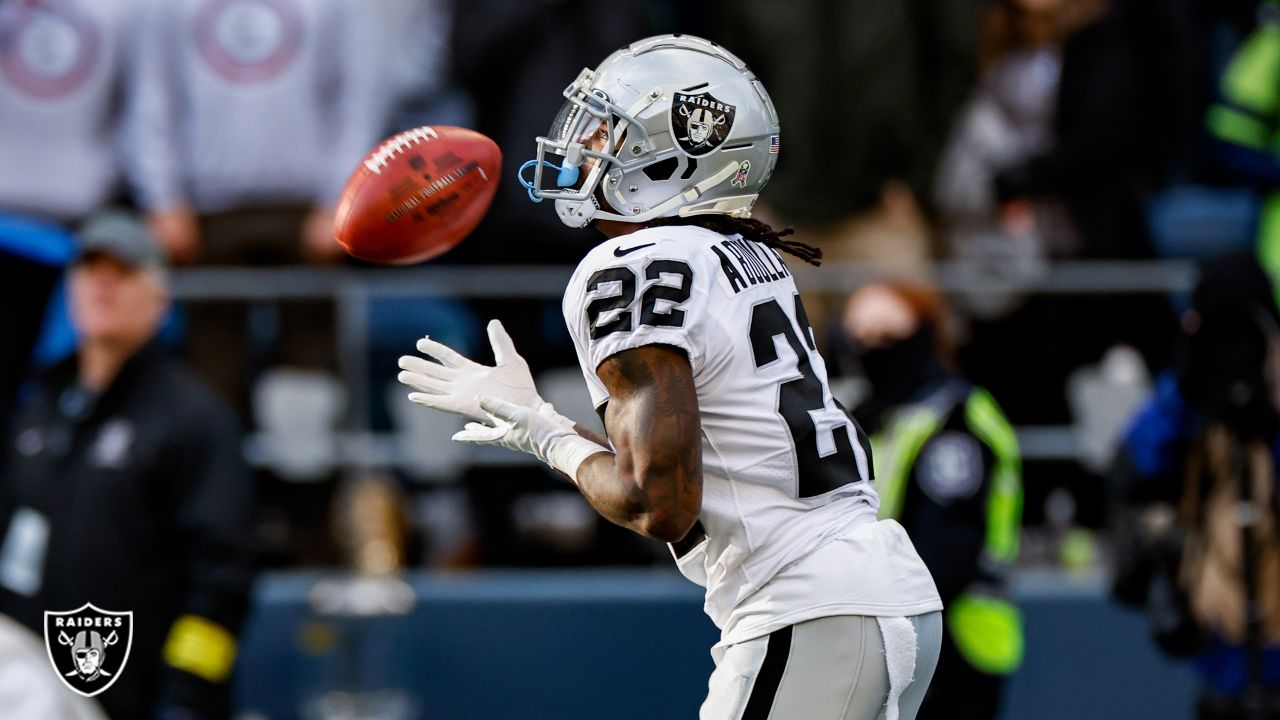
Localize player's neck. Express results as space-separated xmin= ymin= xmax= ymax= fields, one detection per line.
xmin=594 ymin=220 xmax=648 ymax=239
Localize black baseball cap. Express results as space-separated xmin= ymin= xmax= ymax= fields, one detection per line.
xmin=75 ymin=211 xmax=166 ymax=271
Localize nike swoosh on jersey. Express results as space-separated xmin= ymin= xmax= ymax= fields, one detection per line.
xmin=613 ymin=243 xmax=656 ymax=257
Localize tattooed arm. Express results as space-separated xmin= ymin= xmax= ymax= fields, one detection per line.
xmin=571 ymin=344 xmax=703 ymax=542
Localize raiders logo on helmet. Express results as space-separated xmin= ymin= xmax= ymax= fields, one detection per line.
xmin=44 ymin=603 xmax=133 ymax=697
xmin=670 ymin=91 xmax=736 ymax=157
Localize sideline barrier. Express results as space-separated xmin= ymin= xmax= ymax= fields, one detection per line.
xmin=233 ymin=569 xmax=1197 ymax=720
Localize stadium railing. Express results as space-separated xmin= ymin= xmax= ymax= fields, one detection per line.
xmin=170 ymin=259 xmax=1196 ymax=466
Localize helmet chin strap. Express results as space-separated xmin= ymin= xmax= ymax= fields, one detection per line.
xmin=555 ymin=196 xmax=600 ymax=228
xmin=555 ymin=160 xmax=744 ymax=228
xmin=587 ymin=160 xmax=745 ymax=225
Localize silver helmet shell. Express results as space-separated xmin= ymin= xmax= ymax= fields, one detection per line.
xmin=520 ymin=35 xmax=781 ymax=228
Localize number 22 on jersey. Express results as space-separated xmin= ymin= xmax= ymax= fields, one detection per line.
xmin=749 ymin=294 xmax=871 ymax=498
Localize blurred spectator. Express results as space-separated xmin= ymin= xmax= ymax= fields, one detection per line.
xmin=123 ymin=0 xmax=386 ymax=414
xmin=832 ymin=282 xmax=1024 ymax=720
xmin=0 ymin=213 xmax=255 ymax=719
xmin=934 ymin=0 xmax=1076 ymax=319
xmin=958 ymin=0 xmax=1184 ymax=435
xmin=375 ymin=0 xmax=469 ymax=133
xmin=719 ymin=0 xmax=982 ymax=333
xmin=721 ymin=0 xmax=980 ymax=228
xmin=1113 ymin=253 xmax=1280 ymax=719
xmin=1142 ymin=0 xmax=1259 ymax=262
xmin=1207 ymin=0 xmax=1280 ymax=292
xmin=992 ymin=0 xmax=1192 ymax=260
xmin=0 ymin=0 xmax=139 ymax=222
xmin=0 ymin=0 xmax=142 ymax=427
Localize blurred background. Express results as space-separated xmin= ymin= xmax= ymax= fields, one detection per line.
xmin=2 ymin=0 xmax=1279 ymax=718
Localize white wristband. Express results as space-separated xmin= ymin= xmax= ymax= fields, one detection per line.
xmin=546 ymin=433 xmax=611 ymax=484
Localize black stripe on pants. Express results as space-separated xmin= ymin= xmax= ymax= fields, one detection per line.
xmin=742 ymin=625 xmax=793 ymax=720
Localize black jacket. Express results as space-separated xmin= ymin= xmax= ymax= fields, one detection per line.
xmin=0 ymin=342 xmax=254 ymax=719
xmin=994 ymin=0 xmax=1194 ymax=258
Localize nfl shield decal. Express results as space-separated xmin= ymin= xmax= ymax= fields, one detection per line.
xmin=44 ymin=603 xmax=133 ymax=697
xmin=670 ymin=91 xmax=736 ymax=157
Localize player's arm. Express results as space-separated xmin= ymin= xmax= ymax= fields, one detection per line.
xmin=457 ymin=345 xmax=702 ymax=542
xmin=570 ymin=344 xmax=702 ymax=542
xmin=569 ymin=421 xmax=611 ymax=449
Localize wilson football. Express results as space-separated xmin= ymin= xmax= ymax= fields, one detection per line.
xmin=334 ymin=126 xmax=501 ymax=264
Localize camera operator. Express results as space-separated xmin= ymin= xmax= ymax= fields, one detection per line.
xmin=1113 ymin=253 xmax=1280 ymax=719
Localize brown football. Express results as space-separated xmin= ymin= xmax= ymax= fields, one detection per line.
xmin=334 ymin=126 xmax=501 ymax=265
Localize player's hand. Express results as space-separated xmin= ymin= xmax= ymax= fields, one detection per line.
xmin=397 ymin=320 xmax=546 ymax=423
xmin=148 ymin=206 xmax=200 ymax=265
xmin=451 ymin=396 xmax=575 ymax=464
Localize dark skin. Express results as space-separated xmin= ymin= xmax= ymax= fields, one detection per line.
xmin=563 ymin=220 xmax=704 ymax=543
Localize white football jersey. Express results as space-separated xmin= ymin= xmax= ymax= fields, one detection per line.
xmin=563 ymin=225 xmax=938 ymax=633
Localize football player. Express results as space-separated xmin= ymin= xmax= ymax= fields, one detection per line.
xmin=398 ymin=35 xmax=942 ymax=719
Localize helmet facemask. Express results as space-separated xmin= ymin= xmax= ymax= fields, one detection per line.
xmin=518 ymin=68 xmax=661 ymax=227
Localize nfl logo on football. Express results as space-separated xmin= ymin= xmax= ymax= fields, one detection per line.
xmin=44 ymin=603 xmax=133 ymax=698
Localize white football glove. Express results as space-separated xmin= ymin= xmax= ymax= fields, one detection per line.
xmin=397 ymin=319 xmax=550 ymax=423
xmin=453 ymin=396 xmax=609 ymax=481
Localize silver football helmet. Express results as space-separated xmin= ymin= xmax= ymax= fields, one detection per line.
xmin=518 ymin=35 xmax=781 ymax=228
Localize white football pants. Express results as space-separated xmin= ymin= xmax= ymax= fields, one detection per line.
xmin=700 ymin=611 xmax=943 ymax=720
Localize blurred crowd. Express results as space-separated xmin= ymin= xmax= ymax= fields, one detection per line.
xmin=4 ymin=0 xmax=1280 ymax=717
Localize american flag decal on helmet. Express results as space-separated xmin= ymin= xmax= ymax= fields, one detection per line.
xmin=769 ymin=136 xmax=780 ymax=154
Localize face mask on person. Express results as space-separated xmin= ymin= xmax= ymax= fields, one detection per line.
xmin=856 ymin=325 xmax=949 ymax=409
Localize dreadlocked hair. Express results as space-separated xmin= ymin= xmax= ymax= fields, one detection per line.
xmin=645 ymin=214 xmax=823 ymax=267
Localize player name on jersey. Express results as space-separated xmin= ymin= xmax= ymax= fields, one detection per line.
xmin=711 ymin=237 xmax=792 ymax=294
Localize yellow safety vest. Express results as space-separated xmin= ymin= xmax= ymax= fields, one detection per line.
xmin=1207 ymin=11 xmax=1280 ymax=303
xmin=872 ymin=384 xmax=1025 ymax=675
